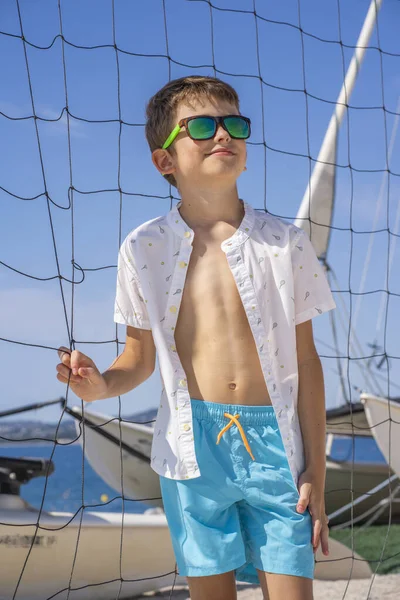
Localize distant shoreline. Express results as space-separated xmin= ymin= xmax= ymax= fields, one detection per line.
xmin=0 ymin=439 xmax=80 ymax=447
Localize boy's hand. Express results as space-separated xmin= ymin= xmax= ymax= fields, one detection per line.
xmin=56 ymin=346 xmax=108 ymax=402
xmin=296 ymin=468 xmax=330 ymax=557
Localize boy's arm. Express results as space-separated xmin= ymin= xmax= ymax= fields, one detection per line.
xmin=297 ymin=355 xmax=326 ymax=486
xmin=296 ymin=319 xmax=326 ymax=482
xmin=100 ymin=326 xmax=156 ymax=399
xmin=295 ymin=318 xmax=329 ymax=556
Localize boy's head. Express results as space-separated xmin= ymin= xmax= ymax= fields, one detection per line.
xmin=145 ymin=75 xmax=249 ymax=191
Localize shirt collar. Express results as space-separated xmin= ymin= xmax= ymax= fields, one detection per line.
xmin=166 ymin=198 xmax=255 ymax=250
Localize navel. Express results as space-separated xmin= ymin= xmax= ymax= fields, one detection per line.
xmin=228 ymin=382 xmax=237 ymax=390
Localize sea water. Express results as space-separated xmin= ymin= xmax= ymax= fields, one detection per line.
xmin=0 ymin=442 xmax=152 ymax=514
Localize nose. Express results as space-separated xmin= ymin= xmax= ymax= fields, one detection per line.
xmin=214 ymin=123 xmax=231 ymax=142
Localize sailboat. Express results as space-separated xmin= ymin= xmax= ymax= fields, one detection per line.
xmin=0 ymin=403 xmax=185 ymax=599
xmin=361 ymin=392 xmax=400 ymax=481
xmin=290 ymin=0 xmax=400 ymax=530
xmin=0 ymin=452 xmax=186 ymax=600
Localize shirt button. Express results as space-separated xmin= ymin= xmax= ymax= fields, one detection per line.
xmin=184 ymin=231 xmax=191 ymax=238
xmin=183 ymin=424 xmax=191 ymax=431
xmin=178 ymin=261 xmax=188 ymax=268
xmin=179 ymin=379 xmax=187 ymax=388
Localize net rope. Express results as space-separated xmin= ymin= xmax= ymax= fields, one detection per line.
xmin=0 ymin=0 xmax=399 ymax=598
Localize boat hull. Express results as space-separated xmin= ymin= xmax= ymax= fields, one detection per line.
xmin=361 ymin=393 xmax=400 ymax=477
xmin=0 ymin=500 xmax=184 ymax=600
xmin=325 ymin=458 xmax=396 ymax=525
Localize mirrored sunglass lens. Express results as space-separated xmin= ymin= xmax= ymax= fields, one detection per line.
xmin=224 ymin=116 xmax=249 ymax=138
xmin=188 ymin=117 xmax=215 ymax=139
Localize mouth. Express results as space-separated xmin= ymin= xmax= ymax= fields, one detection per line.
xmin=209 ymin=150 xmax=234 ymax=156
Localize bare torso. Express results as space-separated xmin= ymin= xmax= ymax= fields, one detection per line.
xmin=174 ymin=223 xmax=272 ymax=406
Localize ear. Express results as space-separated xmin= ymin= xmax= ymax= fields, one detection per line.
xmin=152 ymin=148 xmax=176 ymax=176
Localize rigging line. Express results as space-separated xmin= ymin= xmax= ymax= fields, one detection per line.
xmin=377 ymin=96 xmax=400 ymax=336
xmin=322 ymin=362 xmax=400 ymax=394
xmin=329 ymin=289 xmax=351 ymax=405
xmin=351 ymin=95 xmax=400 ymax=343
xmin=326 ymin=267 xmax=387 ymax=398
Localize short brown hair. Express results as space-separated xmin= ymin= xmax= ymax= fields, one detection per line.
xmin=145 ymin=75 xmax=240 ymax=189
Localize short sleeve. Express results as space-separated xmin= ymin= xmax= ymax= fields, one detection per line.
xmin=291 ymin=228 xmax=336 ymax=325
xmin=113 ymin=237 xmax=151 ymax=330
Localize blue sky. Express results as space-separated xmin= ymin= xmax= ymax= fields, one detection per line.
xmin=0 ymin=0 xmax=399 ymax=425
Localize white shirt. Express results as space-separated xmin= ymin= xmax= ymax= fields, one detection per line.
xmin=114 ymin=199 xmax=336 ymax=486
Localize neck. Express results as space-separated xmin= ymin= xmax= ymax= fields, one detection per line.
xmin=177 ymin=185 xmax=244 ymax=231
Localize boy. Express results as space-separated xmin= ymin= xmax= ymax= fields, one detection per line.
xmin=56 ymin=75 xmax=335 ymax=600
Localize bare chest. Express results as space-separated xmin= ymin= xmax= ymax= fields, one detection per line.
xmin=177 ymin=239 xmax=244 ymax=332
xmin=173 ymin=235 xmax=271 ymax=404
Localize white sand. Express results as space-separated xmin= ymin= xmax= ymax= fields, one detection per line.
xmin=136 ymin=574 xmax=400 ymax=599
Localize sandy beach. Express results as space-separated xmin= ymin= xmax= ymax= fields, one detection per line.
xmin=135 ymin=574 xmax=400 ymax=599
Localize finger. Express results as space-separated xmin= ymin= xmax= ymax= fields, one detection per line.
xmin=312 ymin=518 xmax=322 ymax=553
xmin=296 ymin=489 xmax=311 ymax=513
xmin=77 ymin=366 xmax=96 ymax=380
xmin=56 ymin=372 xmax=84 ymax=385
xmin=297 ymin=500 xmax=308 ymax=513
xmin=56 ymin=364 xmax=83 ymax=383
xmin=56 ymin=373 xmax=71 ymax=384
xmin=60 ymin=352 xmax=71 ymax=367
xmin=58 ymin=346 xmax=71 ymax=361
xmin=321 ymin=522 xmax=330 ymax=556
xmin=70 ymin=350 xmax=83 ymax=376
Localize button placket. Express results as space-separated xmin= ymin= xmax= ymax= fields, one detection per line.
xmin=230 ymin=254 xmax=270 ymax=354
xmin=163 ymin=242 xmax=192 ymax=333
xmin=161 ymin=236 xmax=198 ymax=474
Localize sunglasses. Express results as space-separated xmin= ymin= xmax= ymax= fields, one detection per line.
xmin=162 ymin=114 xmax=251 ymax=150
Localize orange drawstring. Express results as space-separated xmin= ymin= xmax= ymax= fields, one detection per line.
xmin=216 ymin=412 xmax=255 ymax=460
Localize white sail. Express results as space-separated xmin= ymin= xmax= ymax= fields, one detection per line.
xmin=294 ymin=0 xmax=383 ymax=259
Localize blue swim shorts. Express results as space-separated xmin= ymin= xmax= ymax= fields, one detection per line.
xmin=159 ymin=398 xmax=314 ymax=584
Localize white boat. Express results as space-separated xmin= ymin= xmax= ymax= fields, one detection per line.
xmin=69 ymin=404 xmax=160 ymax=506
xmin=361 ymin=393 xmax=400 ymax=477
xmin=0 ymin=456 xmax=185 ymax=600
xmin=325 ymin=403 xmax=400 ymax=525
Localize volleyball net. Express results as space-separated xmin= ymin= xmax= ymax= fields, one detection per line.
xmin=1 ymin=0 xmax=400 ymax=598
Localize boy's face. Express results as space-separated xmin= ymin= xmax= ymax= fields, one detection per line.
xmin=153 ymin=96 xmax=247 ymax=188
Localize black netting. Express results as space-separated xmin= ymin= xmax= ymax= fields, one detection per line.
xmin=1 ymin=0 xmax=400 ymax=598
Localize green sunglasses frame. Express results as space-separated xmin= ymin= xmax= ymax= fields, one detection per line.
xmin=162 ymin=114 xmax=251 ymax=150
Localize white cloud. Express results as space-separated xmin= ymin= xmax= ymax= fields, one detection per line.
xmin=0 ymin=101 xmax=87 ymax=138
xmin=38 ymin=105 xmax=87 ymax=139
